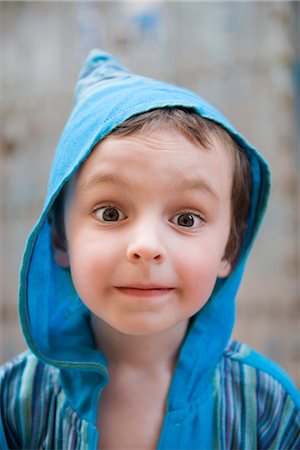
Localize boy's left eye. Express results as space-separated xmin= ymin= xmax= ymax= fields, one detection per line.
xmin=170 ymin=212 xmax=204 ymax=228
xmin=93 ymin=206 xmax=126 ymax=222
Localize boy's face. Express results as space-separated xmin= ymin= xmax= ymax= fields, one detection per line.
xmin=57 ymin=128 xmax=232 ymax=336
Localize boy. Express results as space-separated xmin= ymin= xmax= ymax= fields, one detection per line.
xmin=0 ymin=49 xmax=299 ymax=449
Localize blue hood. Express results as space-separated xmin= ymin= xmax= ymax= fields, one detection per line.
xmin=19 ymin=50 xmax=270 ymax=423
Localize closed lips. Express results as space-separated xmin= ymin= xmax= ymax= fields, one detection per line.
xmin=114 ymin=286 xmax=174 ymax=297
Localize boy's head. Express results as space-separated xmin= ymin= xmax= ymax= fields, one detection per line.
xmin=49 ymin=107 xmax=251 ymax=336
xmin=52 ymin=107 xmax=251 ymax=268
xmin=19 ymin=49 xmax=270 ymax=368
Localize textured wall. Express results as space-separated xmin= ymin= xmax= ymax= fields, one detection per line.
xmin=1 ymin=1 xmax=299 ymax=385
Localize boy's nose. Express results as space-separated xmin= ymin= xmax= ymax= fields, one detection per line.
xmin=126 ymin=226 xmax=166 ymax=264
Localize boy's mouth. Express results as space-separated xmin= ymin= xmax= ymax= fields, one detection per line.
xmin=114 ymin=285 xmax=174 ymax=298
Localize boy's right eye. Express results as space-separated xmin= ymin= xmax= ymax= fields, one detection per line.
xmin=93 ymin=206 xmax=127 ymax=222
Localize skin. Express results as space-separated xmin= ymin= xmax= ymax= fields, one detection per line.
xmin=53 ymin=127 xmax=233 ymax=449
xmin=55 ymin=128 xmax=232 ymax=337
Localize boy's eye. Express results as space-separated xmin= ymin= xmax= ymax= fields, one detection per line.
xmin=94 ymin=206 xmax=126 ymax=222
xmin=170 ymin=212 xmax=204 ymax=228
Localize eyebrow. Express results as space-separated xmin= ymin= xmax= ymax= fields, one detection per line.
xmin=175 ymin=178 xmax=220 ymax=202
xmin=79 ymin=170 xmax=219 ymax=202
xmin=79 ymin=171 xmax=130 ymax=191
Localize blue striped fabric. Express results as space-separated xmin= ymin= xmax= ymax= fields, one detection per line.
xmin=0 ymin=353 xmax=94 ymax=450
xmin=214 ymin=341 xmax=300 ymax=450
xmin=1 ymin=341 xmax=299 ymax=449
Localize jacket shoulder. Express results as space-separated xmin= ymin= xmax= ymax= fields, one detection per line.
xmin=223 ymin=340 xmax=300 ymax=406
xmin=0 ymin=350 xmax=61 ymax=400
xmin=0 ymin=349 xmax=60 ymax=380
xmin=215 ymin=340 xmax=300 ymax=449
xmin=0 ymin=351 xmax=62 ymax=449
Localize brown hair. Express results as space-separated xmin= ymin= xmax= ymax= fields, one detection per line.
xmin=51 ymin=107 xmax=251 ymax=267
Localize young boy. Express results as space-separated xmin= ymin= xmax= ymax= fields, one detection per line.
xmin=1 ymin=49 xmax=299 ymax=450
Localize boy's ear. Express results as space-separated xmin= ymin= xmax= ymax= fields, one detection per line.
xmin=218 ymin=258 xmax=232 ymax=278
xmin=51 ymin=228 xmax=70 ymax=268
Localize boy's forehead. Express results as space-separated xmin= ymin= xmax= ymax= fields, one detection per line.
xmin=83 ymin=126 xmax=232 ymax=165
xmin=67 ymin=128 xmax=233 ymax=202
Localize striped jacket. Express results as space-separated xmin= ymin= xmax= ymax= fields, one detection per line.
xmin=1 ymin=341 xmax=299 ymax=450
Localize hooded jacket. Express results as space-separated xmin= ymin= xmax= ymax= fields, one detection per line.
xmin=1 ymin=49 xmax=300 ymax=450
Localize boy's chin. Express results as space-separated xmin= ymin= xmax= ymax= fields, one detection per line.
xmin=90 ymin=314 xmax=189 ymax=339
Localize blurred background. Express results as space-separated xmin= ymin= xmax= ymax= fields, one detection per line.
xmin=0 ymin=1 xmax=299 ymax=386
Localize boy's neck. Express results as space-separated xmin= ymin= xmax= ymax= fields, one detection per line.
xmin=91 ymin=316 xmax=189 ymax=373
